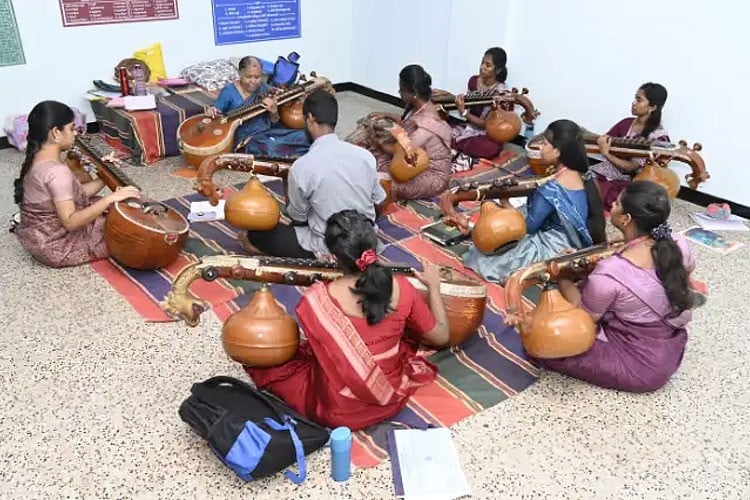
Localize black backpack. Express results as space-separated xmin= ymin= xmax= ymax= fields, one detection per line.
xmin=179 ymin=376 xmax=330 ymax=483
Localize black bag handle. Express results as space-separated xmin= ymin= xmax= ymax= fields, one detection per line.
xmin=191 ymin=376 xmax=286 ymax=422
xmin=190 ymin=376 xmax=329 ymax=431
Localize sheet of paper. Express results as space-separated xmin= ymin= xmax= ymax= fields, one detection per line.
xmin=124 ymin=95 xmax=157 ymax=111
xmin=392 ymin=428 xmax=471 ymax=500
xmin=189 ymin=200 xmax=225 ymax=222
xmin=509 ymin=196 xmax=527 ymax=208
xmin=689 ymin=212 xmax=749 ymax=232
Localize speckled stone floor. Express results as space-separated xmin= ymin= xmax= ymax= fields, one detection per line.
xmin=1 ymin=92 xmax=748 ymax=499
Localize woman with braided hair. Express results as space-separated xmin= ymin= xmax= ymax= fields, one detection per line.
xmin=244 ymin=210 xmax=449 ymax=430
xmin=531 ymin=181 xmax=696 ymax=392
xmin=12 ymin=100 xmax=140 ymax=267
xmin=447 ymin=119 xmax=607 ymax=284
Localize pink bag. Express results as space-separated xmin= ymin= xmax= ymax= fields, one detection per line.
xmin=4 ymin=107 xmax=87 ymax=152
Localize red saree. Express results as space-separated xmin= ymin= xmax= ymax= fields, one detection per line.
xmin=245 ymin=276 xmax=438 ymax=430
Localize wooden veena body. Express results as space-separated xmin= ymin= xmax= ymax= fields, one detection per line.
xmin=504 ymin=241 xmax=624 ymax=358
xmin=195 ymin=153 xmax=295 ymax=205
xmin=177 ymin=74 xmax=332 ymax=168
xmin=364 ymin=119 xmax=430 ymax=183
xmin=224 ymin=176 xmax=281 ymax=230
xmin=67 ymin=136 xmax=189 ymax=270
xmin=525 ymin=131 xmax=710 ymax=190
xmin=160 ymin=255 xmax=487 ymax=348
xmin=432 ymin=87 xmax=540 ymax=142
xmin=439 ymin=174 xmax=556 ymax=253
xmin=221 ymin=283 xmax=300 ymax=367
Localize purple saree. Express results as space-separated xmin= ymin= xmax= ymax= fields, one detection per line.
xmin=539 ymin=234 xmax=695 ymax=392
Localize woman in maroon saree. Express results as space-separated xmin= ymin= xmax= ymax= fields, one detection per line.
xmin=450 ymin=47 xmax=509 ymax=167
xmin=12 ymin=101 xmax=140 ymax=268
xmin=525 ymin=181 xmax=696 ymax=392
xmin=591 ymin=83 xmax=669 ymax=207
xmin=245 ymin=210 xmax=450 ymax=430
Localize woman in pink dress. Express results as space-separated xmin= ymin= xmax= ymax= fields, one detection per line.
xmin=245 ymin=210 xmax=450 ymax=430
xmin=591 ymin=83 xmax=669 ymax=207
xmin=531 ymin=181 xmax=695 ymax=392
xmin=347 ymin=65 xmax=453 ymax=201
xmin=450 ymin=47 xmax=509 ymax=167
xmin=12 ymin=101 xmax=140 ymax=268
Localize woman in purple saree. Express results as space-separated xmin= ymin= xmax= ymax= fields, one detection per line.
xmin=539 ymin=181 xmax=696 ymax=392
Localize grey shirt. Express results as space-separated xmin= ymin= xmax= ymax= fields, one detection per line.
xmin=289 ymin=133 xmax=387 ymax=255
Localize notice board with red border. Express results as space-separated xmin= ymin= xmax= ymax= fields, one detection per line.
xmin=59 ymin=1 xmax=179 ymax=27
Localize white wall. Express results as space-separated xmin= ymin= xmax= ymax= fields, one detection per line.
xmin=3 ymin=0 xmax=746 ymax=204
xmin=503 ymin=0 xmax=749 ymax=205
xmin=0 ymin=0 xmax=352 ymax=131
xmin=348 ymin=0 xmax=748 ymax=205
xmin=350 ymin=0 xmax=514 ymax=95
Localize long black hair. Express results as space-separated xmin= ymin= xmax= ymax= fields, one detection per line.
xmin=14 ymin=101 xmax=75 ymax=205
xmin=638 ymin=82 xmax=667 ymax=139
xmin=324 ymin=210 xmax=393 ymax=325
xmin=484 ymin=47 xmax=508 ymax=83
xmin=543 ymin=119 xmax=606 ymax=244
xmin=399 ymin=64 xmax=432 ymax=101
xmin=620 ymin=181 xmax=693 ymax=313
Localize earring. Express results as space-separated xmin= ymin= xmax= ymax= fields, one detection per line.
xmin=54 ymin=137 xmax=60 ymax=144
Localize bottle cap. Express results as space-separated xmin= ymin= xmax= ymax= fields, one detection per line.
xmin=330 ymin=426 xmax=351 ymax=450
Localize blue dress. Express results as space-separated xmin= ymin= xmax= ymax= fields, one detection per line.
xmin=214 ymin=82 xmax=310 ymax=157
xmin=464 ymin=180 xmax=592 ymax=284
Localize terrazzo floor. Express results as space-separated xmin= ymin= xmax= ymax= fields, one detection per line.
xmin=0 ymin=92 xmax=748 ymax=499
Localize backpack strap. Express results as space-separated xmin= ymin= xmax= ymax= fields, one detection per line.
xmin=263 ymin=416 xmax=308 ymax=484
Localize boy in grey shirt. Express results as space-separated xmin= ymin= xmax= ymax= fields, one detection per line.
xmin=242 ymin=90 xmax=387 ymax=258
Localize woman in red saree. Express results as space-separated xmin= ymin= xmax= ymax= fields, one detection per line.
xmin=245 ymin=210 xmax=450 ymax=430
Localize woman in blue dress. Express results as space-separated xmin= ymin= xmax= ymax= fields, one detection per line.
xmin=206 ymin=56 xmax=310 ymax=157
xmin=446 ymin=119 xmax=607 ymax=284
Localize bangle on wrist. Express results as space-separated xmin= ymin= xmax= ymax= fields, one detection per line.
xmin=461 ymin=109 xmax=468 ymax=117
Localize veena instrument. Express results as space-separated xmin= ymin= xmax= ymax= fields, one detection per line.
xmin=383 ymin=122 xmax=430 ymax=183
xmin=525 ymin=131 xmax=710 ymax=192
xmin=504 ymin=241 xmax=624 ymax=359
xmin=66 ymin=135 xmax=189 ymax=270
xmin=433 ymin=87 xmax=540 ymax=144
xmin=160 ymin=255 xmax=487 ymax=348
xmin=195 ymin=153 xmax=296 ymax=205
xmin=439 ymin=174 xmax=556 ymax=254
xmin=221 ymin=283 xmax=300 ymax=367
xmin=177 ymin=73 xmax=333 ymax=168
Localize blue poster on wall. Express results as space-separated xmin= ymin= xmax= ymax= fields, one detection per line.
xmin=212 ymin=0 xmax=301 ymax=45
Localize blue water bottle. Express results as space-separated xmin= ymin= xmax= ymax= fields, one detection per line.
xmin=330 ymin=426 xmax=352 ymax=482
xmin=524 ymin=122 xmax=535 ymax=141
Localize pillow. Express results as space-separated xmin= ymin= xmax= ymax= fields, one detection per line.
xmin=180 ymin=59 xmax=239 ymax=91
xmin=134 ymin=43 xmax=167 ymax=82
xmin=4 ymin=107 xmax=86 ymax=152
